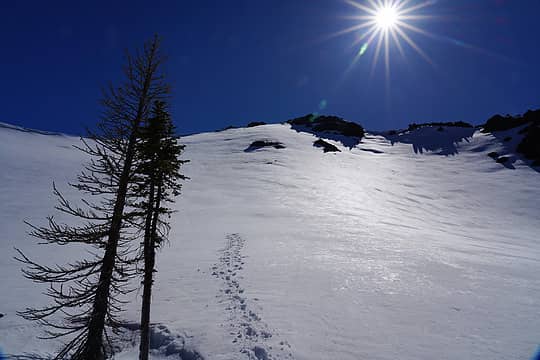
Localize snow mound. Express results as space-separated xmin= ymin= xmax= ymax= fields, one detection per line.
xmin=114 ymin=323 xmax=203 ymax=360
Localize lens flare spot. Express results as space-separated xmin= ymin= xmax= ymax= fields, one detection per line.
xmin=358 ymin=43 xmax=369 ymax=56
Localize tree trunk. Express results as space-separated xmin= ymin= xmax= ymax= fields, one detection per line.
xmin=150 ymin=179 xmax=163 ymax=244
xmin=82 ymin=131 xmax=139 ymax=360
xmin=139 ymin=177 xmax=164 ymax=359
xmin=81 ymin=39 xmax=159 ymax=359
xmin=139 ymin=179 xmax=156 ymax=360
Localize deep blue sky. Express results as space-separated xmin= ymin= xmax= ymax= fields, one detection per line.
xmin=1 ymin=0 xmax=539 ymax=135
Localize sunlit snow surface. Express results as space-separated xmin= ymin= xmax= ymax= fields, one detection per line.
xmin=0 ymin=122 xmax=539 ymax=359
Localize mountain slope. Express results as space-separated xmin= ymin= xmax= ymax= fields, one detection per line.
xmin=0 ymin=123 xmax=539 ymax=360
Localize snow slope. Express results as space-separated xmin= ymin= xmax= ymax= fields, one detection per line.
xmin=0 ymin=122 xmax=539 ymax=359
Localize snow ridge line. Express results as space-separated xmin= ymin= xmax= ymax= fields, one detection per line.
xmin=211 ymin=234 xmax=293 ymax=360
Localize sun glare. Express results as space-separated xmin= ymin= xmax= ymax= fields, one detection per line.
xmin=375 ymin=6 xmax=398 ymax=30
xmin=331 ymin=0 xmax=436 ymax=82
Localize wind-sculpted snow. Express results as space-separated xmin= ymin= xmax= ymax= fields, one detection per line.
xmin=0 ymin=122 xmax=539 ymax=359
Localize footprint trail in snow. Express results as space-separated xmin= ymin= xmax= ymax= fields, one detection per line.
xmin=212 ymin=233 xmax=293 ymax=360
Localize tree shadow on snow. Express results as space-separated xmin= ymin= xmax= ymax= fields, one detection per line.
xmin=382 ymin=126 xmax=475 ymax=156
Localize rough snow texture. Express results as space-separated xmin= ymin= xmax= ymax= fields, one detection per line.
xmin=0 ymin=123 xmax=539 ymax=359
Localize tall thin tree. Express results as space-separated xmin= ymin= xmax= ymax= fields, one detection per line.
xmin=135 ymin=101 xmax=187 ymax=360
xmin=16 ymin=35 xmax=170 ymax=360
xmin=82 ymin=34 xmax=169 ymax=360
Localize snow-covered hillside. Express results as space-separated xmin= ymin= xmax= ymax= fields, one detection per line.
xmin=0 ymin=121 xmax=539 ymax=359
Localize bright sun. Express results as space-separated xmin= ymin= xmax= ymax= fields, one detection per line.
xmin=375 ymin=6 xmax=399 ymax=30
xmin=331 ymin=0 xmax=436 ymax=80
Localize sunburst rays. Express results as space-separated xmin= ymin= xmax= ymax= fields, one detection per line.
xmin=337 ymin=0 xmax=436 ymax=81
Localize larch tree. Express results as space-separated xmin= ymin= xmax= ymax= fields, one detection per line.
xmin=15 ymin=35 xmax=170 ymax=360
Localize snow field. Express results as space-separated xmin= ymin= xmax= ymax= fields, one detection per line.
xmin=0 ymin=122 xmax=538 ymax=359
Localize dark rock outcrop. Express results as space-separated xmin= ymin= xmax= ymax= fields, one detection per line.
xmin=313 ymin=139 xmax=340 ymax=153
xmin=247 ymin=121 xmax=267 ymax=127
xmin=481 ymin=109 xmax=540 ymax=166
xmin=245 ymin=140 xmax=285 ymax=152
xmin=516 ymin=122 xmax=540 ymax=162
xmin=496 ymin=156 xmax=511 ymax=164
xmin=408 ymin=121 xmax=473 ymax=131
xmin=481 ymin=111 xmax=537 ymax=133
xmin=287 ymin=114 xmax=364 ymax=149
xmin=288 ymin=114 xmax=365 ymax=138
xmin=487 ymin=151 xmax=499 ymax=159
xmin=217 ymin=125 xmax=237 ymax=132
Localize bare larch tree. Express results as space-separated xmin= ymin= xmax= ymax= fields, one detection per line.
xmin=16 ymin=35 xmax=170 ymax=360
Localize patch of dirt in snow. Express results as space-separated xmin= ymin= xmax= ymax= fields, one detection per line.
xmin=211 ymin=234 xmax=293 ymax=360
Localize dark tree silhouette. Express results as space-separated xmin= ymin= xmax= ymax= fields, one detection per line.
xmin=15 ymin=35 xmax=170 ymax=360
xmin=135 ymin=101 xmax=188 ymax=360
